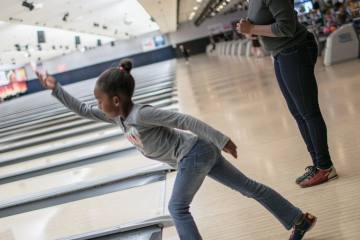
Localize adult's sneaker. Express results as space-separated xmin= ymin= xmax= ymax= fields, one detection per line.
xmin=295 ymin=166 xmax=316 ymax=184
xmin=299 ymin=167 xmax=338 ymax=188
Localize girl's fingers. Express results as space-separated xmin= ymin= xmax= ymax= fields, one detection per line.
xmin=35 ymin=72 xmax=42 ymax=81
xmin=223 ymin=140 xmax=238 ymax=158
xmin=40 ymin=80 xmax=46 ymax=88
xmin=230 ymin=147 xmax=237 ymax=158
xmin=37 ymin=72 xmax=45 ymax=82
xmin=223 ymin=147 xmax=237 ymax=159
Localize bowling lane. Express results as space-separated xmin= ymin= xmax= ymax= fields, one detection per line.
xmin=0 ymin=121 xmax=112 ymax=149
xmin=0 ymin=119 xmax=102 ymax=144
xmin=0 ymin=180 xmax=167 ymax=240
xmin=1 ymin=126 xmax=123 ymax=161
xmin=0 ymin=137 xmax=132 ymax=177
xmin=0 ymin=114 xmax=81 ymax=137
xmin=0 ymin=103 xmax=179 ymax=177
xmin=0 ymin=87 xmax=174 ymax=130
xmin=0 ymin=150 xmax=164 ymax=203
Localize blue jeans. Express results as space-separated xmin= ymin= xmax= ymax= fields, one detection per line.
xmin=274 ymin=32 xmax=333 ymax=169
xmin=168 ymin=139 xmax=302 ymax=240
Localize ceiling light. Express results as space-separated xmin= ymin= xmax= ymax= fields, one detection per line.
xmin=9 ymin=17 xmax=24 ymax=22
xmin=124 ymin=15 xmax=133 ymax=25
xmin=196 ymin=0 xmax=202 ymax=2
xmin=22 ymin=1 xmax=34 ymax=11
xmin=14 ymin=44 xmax=21 ymax=51
xmin=62 ymin=12 xmax=69 ymax=22
xmin=193 ymin=6 xmax=199 ymax=11
xmin=195 ymin=0 xmax=234 ymax=26
xmin=189 ymin=11 xmax=196 ymax=20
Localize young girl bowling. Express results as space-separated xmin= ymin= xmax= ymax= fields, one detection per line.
xmin=36 ymin=60 xmax=317 ymax=240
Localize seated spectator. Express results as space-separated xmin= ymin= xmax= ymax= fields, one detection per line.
xmin=336 ymin=5 xmax=352 ymax=25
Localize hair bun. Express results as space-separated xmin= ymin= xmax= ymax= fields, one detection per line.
xmin=119 ymin=59 xmax=133 ymax=73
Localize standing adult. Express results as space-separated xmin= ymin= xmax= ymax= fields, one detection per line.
xmin=236 ymin=0 xmax=337 ymax=187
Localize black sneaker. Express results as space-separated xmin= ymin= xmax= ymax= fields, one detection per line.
xmin=289 ymin=213 xmax=317 ymax=240
xmin=296 ymin=166 xmax=316 ymax=184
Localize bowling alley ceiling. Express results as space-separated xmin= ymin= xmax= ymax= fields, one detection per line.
xmin=138 ymin=0 xmax=178 ymax=33
xmin=0 ymin=0 xmax=159 ymax=38
xmin=0 ymin=0 xmax=243 ymax=68
xmin=178 ymin=0 xmax=244 ymax=24
xmin=179 ymin=0 xmax=208 ymax=23
xmin=0 ymin=0 xmax=161 ymax=69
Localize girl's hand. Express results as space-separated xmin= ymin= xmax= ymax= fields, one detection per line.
xmin=36 ymin=71 xmax=57 ymax=90
xmin=236 ymin=18 xmax=254 ymax=35
xmin=223 ymin=139 xmax=238 ymax=159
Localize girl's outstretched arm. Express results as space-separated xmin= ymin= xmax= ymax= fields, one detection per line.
xmin=36 ymin=71 xmax=116 ymax=124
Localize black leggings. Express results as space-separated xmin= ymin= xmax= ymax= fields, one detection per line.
xmin=274 ymin=33 xmax=333 ymax=169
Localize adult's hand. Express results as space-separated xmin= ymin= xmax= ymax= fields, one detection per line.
xmin=236 ymin=18 xmax=254 ymax=35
